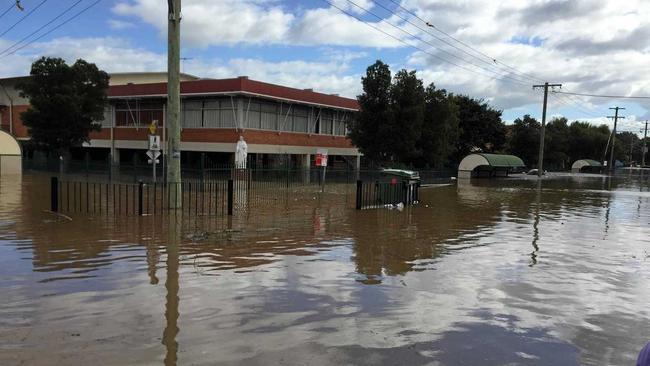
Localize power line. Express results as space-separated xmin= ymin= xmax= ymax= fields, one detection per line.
xmin=549 ymin=93 xmax=603 ymax=119
xmin=553 ymin=90 xmax=650 ymax=100
xmin=323 ymin=0 xmax=530 ymax=87
xmin=0 ymin=0 xmax=48 ymax=38
xmin=3 ymin=0 xmax=102 ymax=58
xmin=344 ymin=0 xmax=532 ymax=85
xmin=368 ymin=0 xmax=536 ymax=84
xmin=384 ymin=0 xmax=545 ymax=84
xmin=0 ymin=2 xmax=16 ymax=20
xmin=0 ymin=0 xmax=83 ymax=57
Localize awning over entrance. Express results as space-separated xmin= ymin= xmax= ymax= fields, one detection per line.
xmin=458 ymin=153 xmax=525 ymax=178
xmin=571 ymin=159 xmax=602 ymax=173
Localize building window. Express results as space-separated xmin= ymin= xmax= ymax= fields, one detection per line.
xmin=321 ymin=110 xmax=333 ymax=135
xmin=114 ymin=100 xmax=163 ymax=127
xmin=182 ymin=100 xmax=203 ymax=127
xmin=245 ymin=101 xmax=261 ymax=129
xmin=260 ymin=101 xmax=277 ymax=130
xmin=293 ymin=106 xmax=308 ymax=133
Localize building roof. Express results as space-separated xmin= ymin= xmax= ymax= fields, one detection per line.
xmin=458 ymin=153 xmax=525 ymax=172
xmin=478 ymin=153 xmax=526 ymax=167
xmin=574 ymin=159 xmax=601 ymax=167
xmin=107 ymin=76 xmax=359 ymax=111
xmin=571 ymin=159 xmax=602 ymax=170
xmin=108 ymin=72 xmax=200 ymax=85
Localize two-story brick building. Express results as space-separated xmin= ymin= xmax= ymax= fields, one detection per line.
xmin=0 ymin=72 xmax=361 ymax=170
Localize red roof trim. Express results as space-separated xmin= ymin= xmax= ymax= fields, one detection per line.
xmin=107 ymin=77 xmax=359 ymax=110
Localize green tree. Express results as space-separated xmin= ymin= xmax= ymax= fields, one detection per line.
xmin=616 ymin=131 xmax=640 ymax=164
xmin=545 ymin=117 xmax=570 ymax=170
xmin=417 ymin=84 xmax=459 ymax=168
xmin=567 ymin=122 xmax=610 ymax=164
xmin=389 ymin=69 xmax=425 ymax=163
xmin=18 ymin=57 xmax=109 ymax=155
xmin=453 ymin=95 xmax=506 ymax=161
xmin=507 ymin=114 xmax=540 ymax=167
xmin=348 ymin=60 xmax=393 ymax=162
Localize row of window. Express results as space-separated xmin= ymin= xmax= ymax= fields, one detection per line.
xmin=100 ymin=98 xmax=350 ymax=136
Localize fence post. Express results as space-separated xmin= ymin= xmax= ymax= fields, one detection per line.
xmin=227 ymin=179 xmax=234 ymax=215
xmin=355 ymin=180 xmax=362 ymax=210
xmin=138 ymin=181 xmax=144 ymax=216
xmin=51 ymin=177 xmax=59 ymax=212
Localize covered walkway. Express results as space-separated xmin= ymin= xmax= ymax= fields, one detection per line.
xmin=571 ymin=159 xmax=602 ymax=173
xmin=458 ymin=153 xmax=525 ymax=178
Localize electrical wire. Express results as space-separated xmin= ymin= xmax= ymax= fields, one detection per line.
xmin=553 ymin=90 xmax=650 ymax=100
xmin=322 ymin=0 xmax=530 ymax=87
xmin=384 ymin=0 xmax=546 ymax=84
xmin=344 ymin=0 xmax=532 ymax=85
xmin=549 ymin=92 xmax=603 ymax=119
xmin=368 ymin=0 xmax=536 ymax=84
xmin=3 ymin=0 xmax=102 ymax=58
xmin=0 ymin=0 xmax=83 ymax=57
xmin=0 ymin=0 xmax=48 ymax=38
xmin=0 ymin=2 xmax=15 ymax=20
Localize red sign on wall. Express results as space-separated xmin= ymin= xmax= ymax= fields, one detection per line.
xmin=315 ymin=148 xmax=328 ymax=167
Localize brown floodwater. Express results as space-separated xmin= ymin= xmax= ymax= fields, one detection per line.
xmin=1 ymin=172 xmax=649 ymax=365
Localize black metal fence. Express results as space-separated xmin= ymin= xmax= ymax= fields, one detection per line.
xmin=25 ymin=159 xmax=454 ymax=185
xmin=355 ymin=180 xmax=420 ymax=210
xmin=50 ymin=177 xmax=233 ymax=216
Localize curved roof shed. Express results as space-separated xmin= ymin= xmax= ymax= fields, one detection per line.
xmin=571 ymin=159 xmax=602 ymax=173
xmin=0 ymin=130 xmax=21 ymax=176
xmin=458 ymin=153 xmax=525 ymax=178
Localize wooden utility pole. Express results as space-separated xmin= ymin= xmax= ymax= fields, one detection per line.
xmin=167 ymin=0 xmax=182 ymax=208
xmin=642 ymin=121 xmax=648 ymax=167
xmin=533 ymin=82 xmax=562 ymax=177
xmin=607 ymin=107 xmax=625 ymax=174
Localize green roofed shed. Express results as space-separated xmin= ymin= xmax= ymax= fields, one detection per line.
xmin=458 ymin=153 xmax=526 ymax=179
xmin=571 ymin=159 xmax=602 ymax=173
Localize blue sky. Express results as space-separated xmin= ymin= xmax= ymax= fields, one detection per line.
xmin=0 ymin=0 xmax=649 ymax=133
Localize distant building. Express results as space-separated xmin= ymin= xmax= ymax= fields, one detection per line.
xmin=0 ymin=72 xmax=360 ymax=170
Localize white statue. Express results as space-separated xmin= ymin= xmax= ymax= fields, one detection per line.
xmin=235 ymin=136 xmax=248 ymax=169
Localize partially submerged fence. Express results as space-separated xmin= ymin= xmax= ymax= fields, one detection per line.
xmin=355 ymin=180 xmax=420 ymax=210
xmin=48 ymin=169 xmax=426 ymax=216
xmin=50 ymin=177 xmax=234 ymax=216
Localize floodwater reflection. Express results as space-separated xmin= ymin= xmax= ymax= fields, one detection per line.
xmin=1 ymin=173 xmax=649 ymax=365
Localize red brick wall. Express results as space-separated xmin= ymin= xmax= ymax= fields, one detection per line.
xmin=0 ymin=104 xmax=30 ymax=138
xmin=90 ymin=127 xmax=353 ymax=148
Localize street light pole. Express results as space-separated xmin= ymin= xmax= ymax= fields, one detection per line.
xmin=642 ymin=121 xmax=648 ymax=167
xmin=167 ymin=0 xmax=182 ymax=208
xmin=533 ymin=82 xmax=562 ymax=177
xmin=607 ymin=107 xmax=625 ymax=174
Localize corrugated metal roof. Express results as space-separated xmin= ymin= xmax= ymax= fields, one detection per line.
xmin=478 ymin=153 xmax=525 ymax=167
xmin=576 ymin=159 xmax=602 ymax=166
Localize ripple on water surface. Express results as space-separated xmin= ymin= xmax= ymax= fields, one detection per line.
xmin=0 ymin=173 xmax=649 ymax=365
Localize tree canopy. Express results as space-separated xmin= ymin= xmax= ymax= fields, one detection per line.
xmin=349 ymin=59 xmax=639 ymax=170
xmin=506 ymin=114 xmax=540 ymax=167
xmin=348 ymin=60 xmax=502 ymax=168
xmin=18 ymin=57 xmax=109 ymax=154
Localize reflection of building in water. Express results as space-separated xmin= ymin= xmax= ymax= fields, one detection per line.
xmin=0 ymin=174 xmax=21 ymax=214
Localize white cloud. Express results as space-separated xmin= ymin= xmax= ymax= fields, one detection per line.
xmin=112 ymin=0 xmax=402 ymax=48
xmin=4 ymin=0 xmax=650 ymax=124
xmin=186 ymin=57 xmax=362 ymax=98
xmin=0 ymin=36 xmax=362 ymax=98
xmin=107 ymin=19 xmax=135 ymax=30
